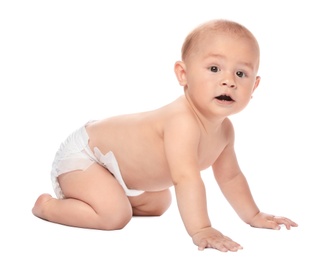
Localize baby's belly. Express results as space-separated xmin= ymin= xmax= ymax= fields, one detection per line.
xmin=120 ymin=158 xmax=173 ymax=192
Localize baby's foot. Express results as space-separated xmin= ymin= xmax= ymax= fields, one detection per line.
xmin=32 ymin=193 xmax=54 ymax=219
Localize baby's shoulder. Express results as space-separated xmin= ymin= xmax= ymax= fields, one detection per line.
xmin=155 ymin=103 xmax=201 ymax=138
xmin=220 ymin=118 xmax=236 ymax=140
xmin=222 ymin=117 xmax=233 ymax=130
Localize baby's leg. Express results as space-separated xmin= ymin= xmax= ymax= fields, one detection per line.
xmin=129 ymin=189 xmax=172 ymax=216
xmin=32 ymin=163 xmax=132 ymax=230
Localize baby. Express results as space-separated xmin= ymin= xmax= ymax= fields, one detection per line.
xmin=32 ymin=19 xmax=297 ymax=252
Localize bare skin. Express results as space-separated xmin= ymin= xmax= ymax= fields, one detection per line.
xmin=33 ymin=20 xmax=297 ymax=252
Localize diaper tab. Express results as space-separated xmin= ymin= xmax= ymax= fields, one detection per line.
xmin=93 ymin=147 xmax=144 ymax=197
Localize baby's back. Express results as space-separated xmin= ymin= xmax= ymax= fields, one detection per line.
xmin=85 ymin=98 xmax=184 ymax=191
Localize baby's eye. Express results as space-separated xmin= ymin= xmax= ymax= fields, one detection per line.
xmin=236 ymin=71 xmax=246 ymax=78
xmin=210 ymin=66 xmax=219 ymax=72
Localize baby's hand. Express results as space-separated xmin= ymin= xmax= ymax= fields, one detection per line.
xmin=249 ymin=212 xmax=298 ymax=230
xmin=191 ymin=227 xmax=243 ymax=252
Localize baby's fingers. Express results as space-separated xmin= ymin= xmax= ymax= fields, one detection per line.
xmin=198 ymin=237 xmax=243 ymax=252
xmin=273 ymin=216 xmax=298 ymax=230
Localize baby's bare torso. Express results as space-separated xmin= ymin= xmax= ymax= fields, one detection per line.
xmin=86 ymin=96 xmax=228 ymax=192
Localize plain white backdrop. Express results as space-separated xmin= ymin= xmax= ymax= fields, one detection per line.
xmin=1 ymin=1 xmax=326 ymax=259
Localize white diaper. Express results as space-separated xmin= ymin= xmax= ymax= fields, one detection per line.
xmin=50 ymin=123 xmax=144 ymax=199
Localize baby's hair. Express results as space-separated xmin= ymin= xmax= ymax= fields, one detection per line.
xmin=181 ymin=19 xmax=259 ymax=61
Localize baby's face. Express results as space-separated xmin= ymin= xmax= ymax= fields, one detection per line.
xmin=183 ymin=31 xmax=261 ymax=118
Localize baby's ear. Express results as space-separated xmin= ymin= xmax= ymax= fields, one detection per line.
xmin=252 ymin=76 xmax=261 ymax=93
xmin=174 ymin=61 xmax=187 ymax=86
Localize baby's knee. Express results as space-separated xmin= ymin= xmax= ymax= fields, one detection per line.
xmin=98 ymin=204 xmax=133 ymax=230
xmin=154 ymin=189 xmax=172 ymax=215
xmin=99 ymin=215 xmax=132 ymax=230
xmin=132 ymin=189 xmax=172 ymax=216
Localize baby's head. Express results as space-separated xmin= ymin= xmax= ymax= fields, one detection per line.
xmin=181 ymin=19 xmax=260 ymax=69
xmin=175 ymin=19 xmax=261 ymax=117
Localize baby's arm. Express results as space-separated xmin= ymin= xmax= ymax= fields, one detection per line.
xmin=212 ymin=120 xmax=298 ymax=230
xmin=164 ymin=116 xmax=242 ymax=252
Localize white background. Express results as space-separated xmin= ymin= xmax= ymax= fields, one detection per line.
xmin=1 ymin=0 xmax=326 ymax=259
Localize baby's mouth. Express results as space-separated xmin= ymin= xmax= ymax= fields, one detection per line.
xmin=215 ymin=94 xmax=234 ymax=102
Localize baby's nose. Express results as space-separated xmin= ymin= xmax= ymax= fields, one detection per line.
xmin=221 ymin=81 xmax=236 ymax=88
xmin=220 ymin=72 xmax=236 ymax=88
